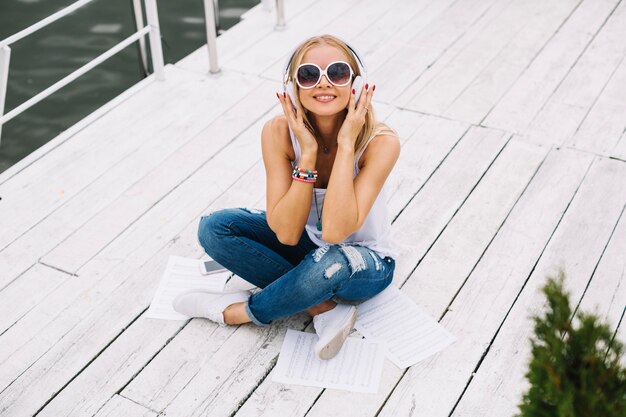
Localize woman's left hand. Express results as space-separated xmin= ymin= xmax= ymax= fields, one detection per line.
xmin=337 ymin=84 xmax=375 ymax=150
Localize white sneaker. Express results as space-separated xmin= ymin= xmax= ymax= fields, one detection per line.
xmin=172 ymin=290 xmax=250 ymax=326
xmin=313 ymin=304 xmax=357 ymax=360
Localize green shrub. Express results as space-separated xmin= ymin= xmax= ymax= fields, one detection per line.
xmin=517 ymin=272 xmax=626 ymax=417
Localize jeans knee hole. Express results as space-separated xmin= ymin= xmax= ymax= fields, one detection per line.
xmin=339 ymin=245 xmax=368 ymax=275
xmin=324 ymin=263 xmax=342 ymax=279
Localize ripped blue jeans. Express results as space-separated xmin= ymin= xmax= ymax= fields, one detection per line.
xmin=197 ymin=208 xmax=395 ymax=326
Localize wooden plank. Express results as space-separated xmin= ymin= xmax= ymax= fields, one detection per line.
xmin=258 ymin=0 xmax=433 ymax=83
xmin=0 ymin=66 xmax=187 ymax=250
xmin=0 ymin=263 xmax=68 ymax=335
xmin=575 ymin=205 xmax=626 ymax=334
xmin=523 ymin=0 xmax=626 ymax=147
xmin=0 ymin=115 xmax=268 ymax=416
xmin=410 ymin=0 xmax=579 ymax=125
xmin=119 ymin=125 xmax=509 ymax=416
xmin=234 ymin=138 xmax=550 ymax=417
xmin=93 ymin=395 xmax=157 ymax=417
xmin=0 ymin=78 xmax=277 ymax=290
xmin=566 ymin=56 xmax=626 ymax=156
xmin=371 ymin=0 xmax=508 ymax=104
xmin=219 ymin=0 xmax=363 ymax=76
xmin=347 ymin=0 xmax=436 ymax=63
xmin=310 ymin=0 xmax=407 ymax=45
xmin=0 ymin=66 xmax=257 ymax=263
xmin=610 ymin=131 xmax=626 ymax=161
xmin=448 ymin=157 xmax=626 ymax=417
xmin=359 ymin=0 xmax=456 ymax=74
xmin=385 ymin=114 xmax=470 ymax=217
xmin=391 ymin=126 xmax=509 ymax=284
xmin=378 ymin=107 xmax=426 ymax=143
xmin=0 ymin=75 xmax=157 ymax=186
xmin=123 ymin=313 xmax=308 ymax=417
xmin=483 ymin=0 xmax=621 ymax=134
xmin=396 ymin=0 xmax=545 ymax=116
xmin=39 ymin=80 xmax=276 ymax=273
xmin=35 ymin=163 xmax=267 ymax=417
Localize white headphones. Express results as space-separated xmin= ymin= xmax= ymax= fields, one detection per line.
xmin=282 ymin=38 xmax=367 ymax=110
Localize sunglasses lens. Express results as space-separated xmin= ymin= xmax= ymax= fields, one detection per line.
xmin=297 ymin=64 xmax=320 ymax=88
xmin=327 ymin=62 xmax=352 ymax=86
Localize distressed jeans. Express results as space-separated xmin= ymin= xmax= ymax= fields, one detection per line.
xmin=197 ymin=208 xmax=396 ymax=326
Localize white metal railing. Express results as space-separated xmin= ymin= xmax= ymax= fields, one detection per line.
xmin=0 ymin=0 xmax=165 ymax=144
xmin=0 ymin=0 xmax=287 ymax=144
xmin=203 ymin=0 xmax=220 ymax=74
xmin=131 ymin=0 xmax=150 ymax=76
xmin=275 ymin=0 xmax=286 ymax=30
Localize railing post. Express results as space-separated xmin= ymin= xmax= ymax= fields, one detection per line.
xmin=213 ymin=0 xmax=220 ymax=30
xmin=144 ymin=0 xmax=165 ymax=80
xmin=203 ymin=0 xmax=220 ymax=74
xmin=0 ymin=46 xmax=11 ymax=144
xmin=131 ymin=0 xmax=150 ymax=77
xmin=275 ymin=0 xmax=286 ymax=30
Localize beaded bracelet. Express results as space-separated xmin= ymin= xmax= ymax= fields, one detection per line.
xmin=292 ymin=176 xmax=316 ymax=183
xmin=292 ymin=165 xmax=317 ymax=182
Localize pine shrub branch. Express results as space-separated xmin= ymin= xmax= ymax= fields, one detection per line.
xmin=517 ymin=271 xmax=626 ymax=417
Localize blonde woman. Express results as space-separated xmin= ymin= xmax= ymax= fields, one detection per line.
xmin=174 ymin=35 xmax=400 ymax=360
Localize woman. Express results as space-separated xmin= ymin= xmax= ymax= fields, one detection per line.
xmin=173 ymin=35 xmax=400 ymax=360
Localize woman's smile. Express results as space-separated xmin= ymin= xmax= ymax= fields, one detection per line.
xmin=313 ymin=94 xmax=337 ymax=103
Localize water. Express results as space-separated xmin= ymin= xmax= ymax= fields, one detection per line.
xmin=0 ymin=0 xmax=260 ymax=174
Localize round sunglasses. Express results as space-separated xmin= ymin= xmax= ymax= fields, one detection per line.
xmin=295 ymin=61 xmax=354 ymax=89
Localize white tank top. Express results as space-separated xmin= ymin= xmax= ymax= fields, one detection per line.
xmin=289 ymin=129 xmax=398 ymax=259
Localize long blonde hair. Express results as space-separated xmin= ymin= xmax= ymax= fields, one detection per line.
xmin=286 ymin=35 xmax=393 ymax=155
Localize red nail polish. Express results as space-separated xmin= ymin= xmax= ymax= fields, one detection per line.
xmin=352 ymin=89 xmax=355 ymax=94
xmin=365 ymin=83 xmax=369 ymax=90
xmin=283 ymin=92 xmax=286 ymax=98
xmin=276 ymin=92 xmax=280 ymax=99
xmin=373 ymin=85 xmax=376 ymax=91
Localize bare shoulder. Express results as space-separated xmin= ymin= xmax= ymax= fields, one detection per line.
xmin=261 ymin=115 xmax=294 ymax=161
xmin=359 ymin=131 xmax=401 ymax=168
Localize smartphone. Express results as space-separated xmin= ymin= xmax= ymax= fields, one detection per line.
xmin=199 ymin=259 xmax=226 ymax=275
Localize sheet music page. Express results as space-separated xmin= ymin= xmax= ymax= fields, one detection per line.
xmin=355 ymin=285 xmax=456 ymax=369
xmin=272 ymin=329 xmax=385 ymax=393
xmin=146 ymin=255 xmax=229 ymax=320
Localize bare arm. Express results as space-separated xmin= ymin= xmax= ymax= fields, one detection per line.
xmin=322 ymin=133 xmax=400 ymax=243
xmin=262 ymin=116 xmax=318 ymax=245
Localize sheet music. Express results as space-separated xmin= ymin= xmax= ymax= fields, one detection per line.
xmin=272 ymin=329 xmax=385 ymax=393
xmin=146 ymin=255 xmax=229 ymax=320
xmin=355 ymin=285 xmax=456 ymax=369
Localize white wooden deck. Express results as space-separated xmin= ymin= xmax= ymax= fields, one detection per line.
xmin=1 ymin=0 xmax=625 ymax=416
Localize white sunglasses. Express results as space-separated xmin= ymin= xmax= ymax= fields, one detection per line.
xmin=295 ymin=61 xmax=354 ymax=89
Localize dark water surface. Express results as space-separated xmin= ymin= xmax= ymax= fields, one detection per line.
xmin=0 ymin=0 xmax=259 ymax=174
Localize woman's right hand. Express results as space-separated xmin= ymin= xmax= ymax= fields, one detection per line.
xmin=277 ymin=92 xmax=318 ymax=155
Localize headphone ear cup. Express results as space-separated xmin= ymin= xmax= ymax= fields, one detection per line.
xmin=352 ymin=75 xmax=365 ymax=103
xmin=285 ymin=82 xmax=297 ymax=111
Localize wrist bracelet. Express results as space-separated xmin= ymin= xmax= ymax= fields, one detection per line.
xmin=292 ymin=176 xmax=316 ymax=183
xmin=292 ymin=165 xmax=318 ymax=181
